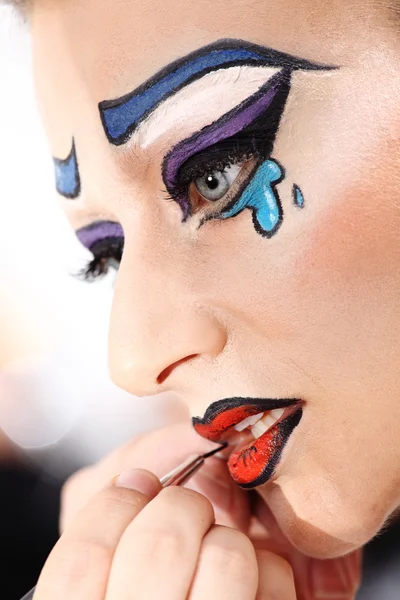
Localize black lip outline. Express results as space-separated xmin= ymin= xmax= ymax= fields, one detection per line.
xmin=192 ymin=396 xmax=300 ymax=429
xmin=234 ymin=407 xmax=303 ymax=489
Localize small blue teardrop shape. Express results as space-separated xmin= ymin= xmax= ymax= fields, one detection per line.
xmin=293 ymin=184 xmax=305 ymax=208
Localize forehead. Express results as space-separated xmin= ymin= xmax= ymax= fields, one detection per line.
xmin=30 ymin=0 xmax=390 ymax=161
xmin=30 ymin=0 xmax=366 ymax=104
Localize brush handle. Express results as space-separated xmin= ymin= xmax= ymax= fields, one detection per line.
xmin=20 ymin=588 xmax=35 ymax=599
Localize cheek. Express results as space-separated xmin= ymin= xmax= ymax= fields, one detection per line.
xmin=196 ymin=145 xmax=400 ymax=557
xmin=265 ymin=443 xmax=398 ymax=559
xmin=267 ymin=168 xmax=400 ymax=556
xmin=299 ymin=187 xmax=400 ymax=293
xmin=197 ymin=152 xmax=400 ymax=344
xmin=296 ymin=121 xmax=400 ymax=282
xmin=290 ymin=142 xmax=400 ymax=380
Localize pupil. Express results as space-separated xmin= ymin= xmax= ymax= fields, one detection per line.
xmin=206 ymin=174 xmax=219 ymax=190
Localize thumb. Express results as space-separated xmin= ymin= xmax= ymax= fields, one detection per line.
xmin=60 ymin=420 xmax=210 ymax=529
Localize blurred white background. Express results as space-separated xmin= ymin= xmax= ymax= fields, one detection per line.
xmin=0 ymin=5 xmax=186 ymax=479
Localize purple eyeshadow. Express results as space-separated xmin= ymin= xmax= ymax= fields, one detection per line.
xmin=76 ymin=221 xmax=124 ymax=250
xmin=162 ymin=70 xmax=285 ymax=219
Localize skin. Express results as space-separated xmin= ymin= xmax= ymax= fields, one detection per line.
xmin=24 ymin=0 xmax=400 ymax=595
xmin=36 ymin=465 xmax=297 ymax=600
xmin=39 ymin=422 xmax=359 ymax=599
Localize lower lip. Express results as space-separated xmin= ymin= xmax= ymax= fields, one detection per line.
xmin=228 ymin=407 xmax=303 ymax=488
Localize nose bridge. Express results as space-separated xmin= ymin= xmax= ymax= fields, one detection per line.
xmin=108 ymin=230 xmax=226 ymax=396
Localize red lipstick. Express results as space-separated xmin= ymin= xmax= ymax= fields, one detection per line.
xmin=192 ymin=397 xmax=302 ymax=488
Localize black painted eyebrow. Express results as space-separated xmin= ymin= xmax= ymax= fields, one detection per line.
xmin=99 ymin=38 xmax=337 ymax=146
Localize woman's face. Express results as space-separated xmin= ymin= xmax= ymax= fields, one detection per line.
xmin=31 ymin=0 xmax=400 ymax=558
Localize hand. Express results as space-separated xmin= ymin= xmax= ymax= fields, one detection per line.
xmin=60 ymin=422 xmax=361 ymax=599
xmin=35 ymin=468 xmax=296 ymax=599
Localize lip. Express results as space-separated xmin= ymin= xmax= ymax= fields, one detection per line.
xmin=192 ymin=397 xmax=302 ymax=488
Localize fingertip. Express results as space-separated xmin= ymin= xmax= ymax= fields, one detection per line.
xmin=114 ymin=468 xmax=162 ymax=498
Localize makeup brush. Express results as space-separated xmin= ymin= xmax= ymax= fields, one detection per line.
xmin=19 ymin=442 xmax=227 ymax=600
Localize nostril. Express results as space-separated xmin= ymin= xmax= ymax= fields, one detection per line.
xmin=157 ymin=354 xmax=198 ymax=385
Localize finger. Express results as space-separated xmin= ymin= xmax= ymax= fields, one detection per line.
xmin=105 ymin=486 xmax=215 ymax=600
xmin=189 ymin=525 xmax=258 ymax=600
xmin=35 ymin=470 xmax=161 ymax=600
xmin=256 ymin=550 xmax=296 ymax=600
xmin=187 ymin=459 xmax=251 ymax=533
xmin=61 ymin=422 xmax=215 ymax=531
xmin=97 ymin=422 xmax=214 ymax=480
xmin=304 ymin=550 xmax=362 ymax=600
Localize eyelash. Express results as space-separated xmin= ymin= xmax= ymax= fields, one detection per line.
xmin=78 ymin=237 xmax=124 ymax=282
xmin=164 ymin=135 xmax=266 ymax=208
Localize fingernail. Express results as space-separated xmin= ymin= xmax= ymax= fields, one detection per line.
xmin=114 ymin=468 xmax=161 ymax=498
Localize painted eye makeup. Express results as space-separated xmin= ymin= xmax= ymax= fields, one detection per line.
xmin=64 ymin=38 xmax=337 ymax=260
xmin=98 ymin=38 xmax=336 ymax=237
xmin=99 ymin=38 xmax=335 ymax=146
xmin=162 ymin=69 xmax=289 ymax=231
xmin=53 ymin=140 xmax=81 ymax=199
xmin=76 ymin=221 xmax=124 ymax=281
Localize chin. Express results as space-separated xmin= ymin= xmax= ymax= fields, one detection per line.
xmin=275 ymin=514 xmax=363 ymax=559
xmin=266 ymin=480 xmax=393 ymax=559
xmin=192 ymin=395 xmax=400 ymax=559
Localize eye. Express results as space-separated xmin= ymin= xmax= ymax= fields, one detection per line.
xmin=193 ymin=163 xmax=243 ymax=202
xmin=79 ymin=237 xmax=124 ymax=282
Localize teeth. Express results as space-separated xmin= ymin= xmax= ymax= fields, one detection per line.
xmin=250 ymin=420 xmax=269 ymax=439
xmin=261 ymin=413 xmax=278 ymax=428
xmin=270 ymin=408 xmax=285 ymax=420
xmin=234 ymin=412 xmax=264 ymax=432
xmin=250 ymin=408 xmax=287 ymax=440
xmin=232 ymin=407 xmax=288 ymax=439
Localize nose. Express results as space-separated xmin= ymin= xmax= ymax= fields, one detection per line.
xmin=108 ymin=237 xmax=227 ymax=397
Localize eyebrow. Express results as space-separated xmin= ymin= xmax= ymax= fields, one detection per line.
xmin=99 ymin=38 xmax=336 ymax=146
xmin=53 ymin=140 xmax=81 ymax=199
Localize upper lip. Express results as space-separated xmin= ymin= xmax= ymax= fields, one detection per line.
xmin=192 ymin=396 xmax=301 ymax=442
